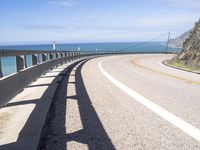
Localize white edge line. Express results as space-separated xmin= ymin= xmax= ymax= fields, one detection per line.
xmin=98 ymin=60 xmax=200 ymax=142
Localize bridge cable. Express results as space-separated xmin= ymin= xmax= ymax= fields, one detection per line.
xmin=115 ymin=32 xmax=169 ymax=52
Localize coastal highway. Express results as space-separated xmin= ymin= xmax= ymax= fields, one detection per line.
xmin=40 ymin=54 xmax=200 ymax=150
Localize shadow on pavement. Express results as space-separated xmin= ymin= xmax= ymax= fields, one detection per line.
xmin=38 ymin=59 xmax=115 ymax=150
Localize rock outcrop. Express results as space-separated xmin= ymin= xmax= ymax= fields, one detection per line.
xmin=175 ymin=20 xmax=200 ymax=69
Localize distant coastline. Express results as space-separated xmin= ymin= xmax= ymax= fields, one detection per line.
xmin=0 ymin=42 xmax=179 ymax=51
xmin=168 ymin=44 xmax=182 ymax=49
xmin=168 ymin=30 xmax=191 ymax=48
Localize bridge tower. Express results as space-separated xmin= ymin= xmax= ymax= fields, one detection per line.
xmin=53 ymin=42 xmax=56 ymax=51
xmin=166 ymin=32 xmax=170 ymax=54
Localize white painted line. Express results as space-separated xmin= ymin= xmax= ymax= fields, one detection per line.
xmin=98 ymin=60 xmax=200 ymax=142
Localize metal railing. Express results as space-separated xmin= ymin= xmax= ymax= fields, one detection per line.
xmin=0 ymin=49 xmax=122 ymax=107
xmin=0 ymin=48 xmax=177 ymax=108
xmin=0 ymin=49 xmax=178 ymax=78
xmin=0 ymin=50 xmax=118 ymax=77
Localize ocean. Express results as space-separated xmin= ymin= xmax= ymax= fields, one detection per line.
xmin=0 ymin=42 xmax=180 ymax=77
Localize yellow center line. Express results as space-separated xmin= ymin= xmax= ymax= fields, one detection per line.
xmin=131 ymin=58 xmax=200 ymax=85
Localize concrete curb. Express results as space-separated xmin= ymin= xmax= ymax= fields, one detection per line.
xmin=162 ymin=60 xmax=200 ymax=75
xmin=32 ymin=59 xmax=86 ymax=150
xmin=34 ymin=59 xmax=86 ymax=150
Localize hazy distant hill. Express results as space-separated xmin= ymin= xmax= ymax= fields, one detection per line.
xmin=169 ymin=30 xmax=191 ymax=48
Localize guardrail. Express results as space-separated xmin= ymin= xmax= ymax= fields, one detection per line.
xmin=0 ymin=49 xmax=177 ymax=108
xmin=0 ymin=50 xmax=119 ymax=77
xmin=0 ymin=49 xmax=122 ymax=108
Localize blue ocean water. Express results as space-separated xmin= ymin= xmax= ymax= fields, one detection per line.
xmin=0 ymin=42 xmax=180 ymax=77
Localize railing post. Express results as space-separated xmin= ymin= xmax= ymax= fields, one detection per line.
xmin=61 ymin=52 xmax=65 ymax=62
xmin=16 ymin=55 xmax=24 ymax=72
xmin=46 ymin=53 xmax=50 ymax=61
xmin=42 ymin=54 xmax=47 ymax=62
xmin=60 ymin=52 xmax=63 ymax=65
xmin=69 ymin=52 xmax=72 ymax=62
xmin=38 ymin=54 xmax=40 ymax=64
xmin=71 ymin=52 xmax=73 ymax=61
xmin=75 ymin=52 xmax=77 ymax=60
xmin=68 ymin=52 xmax=70 ymax=62
xmin=77 ymin=52 xmax=80 ymax=59
xmin=24 ymin=55 xmax=27 ymax=68
xmin=50 ymin=53 xmax=54 ymax=60
xmin=65 ymin=52 xmax=68 ymax=62
xmin=0 ymin=57 xmax=3 ymax=78
xmin=32 ymin=54 xmax=38 ymax=66
xmin=78 ymin=52 xmax=81 ymax=59
xmin=71 ymin=52 xmax=73 ymax=60
xmin=78 ymin=52 xmax=80 ymax=59
xmin=55 ymin=53 xmax=58 ymax=58
xmin=76 ymin=52 xmax=78 ymax=60
xmin=74 ymin=52 xmax=76 ymax=60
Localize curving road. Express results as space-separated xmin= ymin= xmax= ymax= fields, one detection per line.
xmin=40 ymin=54 xmax=200 ymax=150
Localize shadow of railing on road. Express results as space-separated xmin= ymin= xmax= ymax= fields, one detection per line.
xmin=67 ymin=60 xmax=115 ymax=149
xmin=38 ymin=59 xmax=115 ymax=150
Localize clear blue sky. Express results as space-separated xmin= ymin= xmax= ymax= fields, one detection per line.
xmin=0 ymin=0 xmax=199 ymax=45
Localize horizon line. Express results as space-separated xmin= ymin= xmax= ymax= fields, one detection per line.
xmin=0 ymin=41 xmax=167 ymax=46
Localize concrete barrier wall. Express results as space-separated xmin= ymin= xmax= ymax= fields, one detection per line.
xmin=0 ymin=50 xmax=132 ymax=108
xmin=0 ymin=54 xmax=93 ymax=108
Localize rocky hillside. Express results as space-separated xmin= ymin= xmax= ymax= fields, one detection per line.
xmin=169 ymin=30 xmax=191 ymax=48
xmin=175 ymin=20 xmax=200 ymax=69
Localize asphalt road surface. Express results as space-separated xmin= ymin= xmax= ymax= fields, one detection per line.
xmin=39 ymin=54 xmax=200 ymax=150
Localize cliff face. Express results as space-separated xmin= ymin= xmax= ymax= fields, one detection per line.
xmin=169 ymin=30 xmax=191 ymax=48
xmin=176 ymin=20 xmax=200 ymax=69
